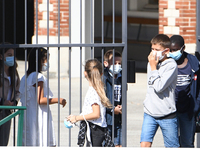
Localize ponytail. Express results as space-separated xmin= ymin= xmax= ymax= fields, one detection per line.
xmin=85 ymin=59 xmax=112 ymax=108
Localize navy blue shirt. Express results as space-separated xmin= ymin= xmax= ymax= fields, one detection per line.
xmin=175 ymin=62 xmax=191 ymax=113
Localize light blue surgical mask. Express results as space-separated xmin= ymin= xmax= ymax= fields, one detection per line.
xmin=169 ymin=46 xmax=184 ymax=60
xmin=109 ymin=64 xmax=122 ymax=76
xmin=4 ymin=56 xmax=14 ymax=67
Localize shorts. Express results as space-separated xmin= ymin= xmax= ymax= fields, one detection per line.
xmin=140 ymin=113 xmax=179 ymax=148
xmin=107 ymin=123 xmax=122 ymax=146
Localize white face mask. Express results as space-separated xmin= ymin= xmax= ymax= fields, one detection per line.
xmin=42 ymin=63 xmax=48 ymax=72
xmin=152 ymin=49 xmax=167 ymax=61
xmin=109 ymin=64 xmax=122 ymax=76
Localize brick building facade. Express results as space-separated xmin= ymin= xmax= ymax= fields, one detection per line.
xmin=33 ymin=0 xmax=198 ymax=75
xmin=159 ymin=0 xmax=196 ymax=53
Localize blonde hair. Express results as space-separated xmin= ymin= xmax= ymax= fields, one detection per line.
xmin=85 ymin=59 xmax=112 ymax=108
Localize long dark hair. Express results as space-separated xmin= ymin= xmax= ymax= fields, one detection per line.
xmin=0 ymin=42 xmax=18 ymax=87
xmin=27 ymin=47 xmax=47 ymax=76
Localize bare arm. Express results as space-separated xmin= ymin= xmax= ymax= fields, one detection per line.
xmin=67 ymin=103 xmax=100 ymax=123
xmin=35 ymin=81 xmax=66 ymax=107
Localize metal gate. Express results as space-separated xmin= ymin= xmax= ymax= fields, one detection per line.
xmin=0 ymin=0 xmax=127 ymax=147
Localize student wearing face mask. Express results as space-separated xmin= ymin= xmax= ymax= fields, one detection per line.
xmin=103 ymin=50 xmax=122 ymax=147
xmin=169 ymin=35 xmax=200 ymax=147
xmin=140 ymin=34 xmax=179 ymax=148
xmin=0 ymin=43 xmax=20 ymax=146
xmin=19 ymin=48 xmax=67 ymax=146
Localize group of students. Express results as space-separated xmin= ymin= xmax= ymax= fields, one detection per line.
xmin=0 ymin=33 xmax=200 ymax=147
xmin=0 ymin=45 xmax=123 ymax=147
xmin=141 ymin=34 xmax=200 ymax=148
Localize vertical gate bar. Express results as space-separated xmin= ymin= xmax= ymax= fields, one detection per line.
xmin=101 ymin=0 xmax=104 ymax=43
xmin=112 ymin=0 xmax=115 ymax=44
xmin=57 ymin=0 xmax=61 ymax=146
xmin=196 ymin=0 xmax=200 ymax=53
xmin=2 ymin=0 xmax=5 ymax=43
xmin=69 ymin=0 xmax=72 ymax=146
xmin=196 ymin=1 xmax=200 ymax=147
xmin=101 ymin=0 xmax=104 ymax=71
xmin=112 ymin=49 xmax=115 ymax=141
xmin=24 ymin=0 xmax=28 ymax=145
xmin=2 ymin=0 xmax=5 ymax=145
xmin=47 ymin=0 xmax=50 ymax=146
xmin=24 ymin=48 xmax=27 ymax=146
xmin=36 ymin=48 xmax=39 ymax=146
xmin=121 ymin=0 xmax=127 ymax=147
xmin=35 ymin=0 xmax=39 ymax=146
xmin=90 ymin=0 xmax=94 ymax=58
xmin=36 ymin=0 xmax=38 ymax=44
xmin=80 ymin=0 xmax=82 ymax=113
xmin=13 ymin=0 xmax=17 ymax=146
xmin=111 ymin=0 xmax=115 ymax=142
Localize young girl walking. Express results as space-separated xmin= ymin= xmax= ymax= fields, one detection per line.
xmin=0 ymin=44 xmax=20 ymax=146
xmin=67 ymin=59 xmax=113 ymax=147
xmin=19 ymin=48 xmax=66 ymax=146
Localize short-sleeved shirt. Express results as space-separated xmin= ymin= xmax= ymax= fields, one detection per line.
xmin=81 ymin=86 xmax=107 ymax=127
xmin=19 ymin=72 xmax=56 ymax=146
xmin=175 ymin=62 xmax=191 ymax=113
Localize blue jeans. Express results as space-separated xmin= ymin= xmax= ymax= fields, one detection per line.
xmin=107 ymin=124 xmax=122 ymax=145
xmin=177 ymin=112 xmax=195 ymax=147
xmin=140 ymin=113 xmax=179 ymax=148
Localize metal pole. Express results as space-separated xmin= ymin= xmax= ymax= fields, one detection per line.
xmin=91 ymin=0 xmax=94 ymax=58
xmin=80 ymin=0 xmax=83 ymax=113
xmin=47 ymin=0 xmax=50 ymax=146
xmin=121 ymin=0 xmax=127 ymax=147
xmin=196 ymin=0 xmax=200 ymax=148
xmin=13 ymin=0 xmax=16 ymax=146
xmin=35 ymin=0 xmax=39 ymax=146
xmin=196 ymin=0 xmax=200 ymax=53
xmin=69 ymin=0 xmax=72 ymax=146
xmin=57 ymin=0 xmax=61 ymax=146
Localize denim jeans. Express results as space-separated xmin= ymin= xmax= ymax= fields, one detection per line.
xmin=140 ymin=113 xmax=179 ymax=148
xmin=177 ymin=112 xmax=196 ymax=147
xmin=107 ymin=123 xmax=122 ymax=145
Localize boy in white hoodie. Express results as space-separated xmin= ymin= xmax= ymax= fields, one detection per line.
xmin=140 ymin=34 xmax=179 ymax=148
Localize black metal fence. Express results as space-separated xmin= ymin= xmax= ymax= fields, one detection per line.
xmin=0 ymin=0 xmax=127 ymax=147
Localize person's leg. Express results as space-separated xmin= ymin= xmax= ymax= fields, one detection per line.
xmin=114 ymin=123 xmax=122 ymax=147
xmin=158 ymin=117 xmax=179 ymax=148
xmin=177 ymin=112 xmax=195 ymax=147
xmin=90 ymin=124 xmax=105 ymax=147
xmin=0 ymin=110 xmax=11 ymax=146
xmin=140 ymin=113 xmax=158 ymax=147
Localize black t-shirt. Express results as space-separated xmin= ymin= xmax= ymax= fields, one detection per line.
xmin=175 ymin=62 xmax=191 ymax=113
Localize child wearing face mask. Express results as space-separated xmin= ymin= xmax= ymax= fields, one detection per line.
xmin=0 ymin=43 xmax=20 ymax=146
xmin=19 ymin=48 xmax=67 ymax=146
xmin=103 ymin=50 xmax=122 ymax=147
xmin=140 ymin=34 xmax=179 ymax=148
xmin=169 ymin=35 xmax=200 ymax=147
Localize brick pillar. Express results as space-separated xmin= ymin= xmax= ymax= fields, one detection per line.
xmin=159 ymin=0 xmax=196 ymax=54
xmin=32 ymin=0 xmax=70 ymax=77
xmin=34 ymin=0 xmax=69 ymax=37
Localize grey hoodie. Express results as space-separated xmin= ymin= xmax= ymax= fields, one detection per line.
xmin=143 ymin=58 xmax=178 ymax=117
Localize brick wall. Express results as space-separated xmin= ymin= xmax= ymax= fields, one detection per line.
xmin=159 ymin=0 xmax=196 ymax=45
xmin=34 ymin=0 xmax=69 ymax=36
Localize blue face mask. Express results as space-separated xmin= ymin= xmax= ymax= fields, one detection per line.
xmin=4 ymin=56 xmax=14 ymax=67
xmin=169 ymin=46 xmax=184 ymax=60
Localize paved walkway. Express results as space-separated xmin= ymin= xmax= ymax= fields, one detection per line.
xmin=7 ymin=60 xmax=198 ymax=147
